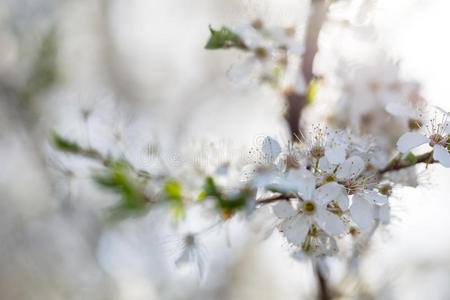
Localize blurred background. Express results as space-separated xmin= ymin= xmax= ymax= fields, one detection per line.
xmin=0 ymin=0 xmax=449 ymax=299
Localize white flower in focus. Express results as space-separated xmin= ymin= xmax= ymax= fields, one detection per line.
xmin=318 ymin=155 xmax=365 ymax=184
xmin=244 ymin=136 xmax=284 ymax=186
xmin=317 ymin=154 xmax=389 ymax=230
xmin=397 ymin=112 xmax=450 ymax=167
xmin=292 ymin=231 xmax=338 ymax=259
xmin=303 ymin=125 xmax=348 ymax=165
xmin=260 ymin=136 xmax=282 ymax=165
xmin=272 ymin=170 xmax=347 ymax=246
xmin=350 ymin=191 xmax=388 ymax=230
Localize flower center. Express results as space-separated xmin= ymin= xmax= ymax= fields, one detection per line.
xmin=324 ymin=174 xmax=335 ymax=183
xmin=185 ymin=234 xmax=195 ymax=246
xmin=255 ymin=47 xmax=268 ymax=59
xmin=310 ymin=146 xmax=325 ymax=158
xmin=303 ymin=201 xmax=316 ymax=214
xmin=429 ymin=134 xmax=446 ymax=147
xmin=345 ymin=179 xmax=357 ymax=195
xmin=286 ymin=154 xmax=300 ymax=169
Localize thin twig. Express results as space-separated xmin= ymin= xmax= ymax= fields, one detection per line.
xmin=378 ymin=151 xmax=436 ymax=175
xmin=256 ymin=193 xmax=298 ymax=204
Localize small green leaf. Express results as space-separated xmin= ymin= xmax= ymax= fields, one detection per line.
xmin=202 ymin=177 xmax=249 ymax=212
xmin=405 ymin=152 xmax=418 ymax=165
xmin=218 ymin=193 xmax=247 ymax=210
xmin=93 ymin=160 xmax=148 ymax=220
xmin=163 ymin=180 xmax=186 ymax=220
xmin=52 ymin=132 xmax=81 ymax=153
xmin=164 ymin=180 xmax=183 ymax=202
xmin=197 ymin=191 xmax=207 ymax=202
xmin=204 ymin=177 xmax=221 ymax=198
xmin=205 ymin=26 xmax=245 ymax=50
xmin=307 ymin=79 xmax=320 ymax=104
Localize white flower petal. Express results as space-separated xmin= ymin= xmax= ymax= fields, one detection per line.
xmin=272 ymin=201 xmax=297 ymax=218
xmin=315 ymin=208 xmax=346 ymax=236
xmin=279 ymin=215 xmax=310 ymax=246
xmin=325 ymin=144 xmax=346 ymax=165
xmin=433 ymin=145 xmax=450 ymax=168
xmin=286 ymin=169 xmax=316 ymax=200
xmin=314 ymin=182 xmax=348 ymax=209
xmin=261 ymin=136 xmax=281 ymax=164
xmin=318 ymin=157 xmax=334 ymax=174
xmin=375 ymin=204 xmax=390 ymax=224
xmin=336 ymin=156 xmax=365 ymax=179
xmin=350 ymin=194 xmax=374 ymax=230
xmin=385 ymin=102 xmax=413 ymax=118
xmin=364 ymin=191 xmax=388 ymax=205
xmin=175 ymin=248 xmax=191 ymax=268
xmin=397 ymin=132 xmax=428 ymax=153
xmin=336 ymin=190 xmax=350 ymax=210
xmin=241 ymin=164 xmax=257 ymax=182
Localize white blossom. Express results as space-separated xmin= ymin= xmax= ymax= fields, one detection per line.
xmin=397 ymin=112 xmax=450 ymax=167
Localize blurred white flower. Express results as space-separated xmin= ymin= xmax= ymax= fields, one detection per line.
xmin=175 ymin=233 xmax=207 ymax=279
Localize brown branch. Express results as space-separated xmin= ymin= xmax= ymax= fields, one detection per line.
xmin=256 ymin=193 xmax=298 ymax=204
xmin=284 ymin=0 xmax=329 ymax=140
xmin=378 ymin=151 xmax=436 ymax=175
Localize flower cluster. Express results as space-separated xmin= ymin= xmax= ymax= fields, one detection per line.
xmin=246 ymin=128 xmax=390 ymax=257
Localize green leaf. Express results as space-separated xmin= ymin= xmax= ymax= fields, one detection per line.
xmin=204 ymin=177 xmax=221 ymax=198
xmin=404 ymin=152 xmax=418 ymax=165
xmin=205 ymin=26 xmax=245 ymax=50
xmin=163 ymin=180 xmax=186 ymax=220
xmin=164 ymin=180 xmax=183 ymax=202
xmin=218 ymin=193 xmax=247 ymax=210
xmin=202 ymin=177 xmax=249 ymax=211
xmin=93 ymin=160 xmax=148 ymax=220
xmin=307 ymin=79 xmax=320 ymax=104
xmin=197 ymin=191 xmax=207 ymax=202
xmin=52 ymin=132 xmax=81 ymax=153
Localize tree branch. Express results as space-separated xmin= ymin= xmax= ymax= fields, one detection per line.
xmin=256 ymin=193 xmax=298 ymax=204
xmin=378 ymin=151 xmax=436 ymax=175
xmin=284 ymin=0 xmax=329 ymax=140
